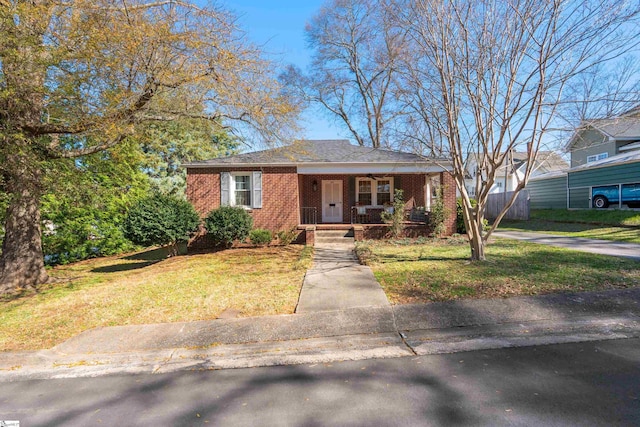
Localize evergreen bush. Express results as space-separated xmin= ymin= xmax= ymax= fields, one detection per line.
xmin=249 ymin=228 xmax=273 ymax=245
xmin=123 ymin=194 xmax=200 ymax=255
xmin=204 ymin=206 xmax=253 ymax=247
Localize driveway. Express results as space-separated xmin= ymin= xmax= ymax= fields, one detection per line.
xmin=493 ymin=230 xmax=640 ymax=260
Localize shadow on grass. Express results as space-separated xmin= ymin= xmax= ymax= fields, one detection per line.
xmin=378 ymin=253 xmax=469 ymax=263
xmin=91 ymin=260 xmax=160 ymax=273
xmin=123 ymin=246 xmax=176 ymax=261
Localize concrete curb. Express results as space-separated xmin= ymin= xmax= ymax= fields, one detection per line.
xmin=2 ymin=288 xmax=640 ymax=381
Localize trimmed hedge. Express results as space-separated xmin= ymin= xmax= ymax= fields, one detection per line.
xmin=123 ymin=194 xmax=200 ymax=248
xmin=249 ymin=228 xmax=273 ymax=245
xmin=204 ymin=206 xmax=253 ymax=247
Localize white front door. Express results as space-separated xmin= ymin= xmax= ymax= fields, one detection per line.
xmin=322 ymin=180 xmax=343 ymax=223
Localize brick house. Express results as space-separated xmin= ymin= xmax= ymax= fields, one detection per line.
xmin=185 ymin=139 xmax=457 ymax=245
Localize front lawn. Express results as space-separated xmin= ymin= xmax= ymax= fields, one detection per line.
xmin=358 ymin=239 xmax=640 ymax=305
xmin=0 ymin=245 xmax=312 ymax=352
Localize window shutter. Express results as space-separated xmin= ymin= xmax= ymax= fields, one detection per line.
xmin=252 ymin=171 xmax=262 ymax=208
xmin=221 ymin=172 xmax=230 ymax=206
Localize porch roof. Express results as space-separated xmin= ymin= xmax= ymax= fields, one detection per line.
xmin=183 ymin=139 xmax=451 ymax=173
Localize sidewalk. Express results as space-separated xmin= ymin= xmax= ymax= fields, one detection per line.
xmin=295 ymin=235 xmax=390 ymax=313
xmin=2 ymin=288 xmax=640 ymax=381
xmin=493 ymin=230 xmax=640 ymax=260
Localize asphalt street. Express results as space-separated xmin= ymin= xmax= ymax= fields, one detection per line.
xmin=1 ymin=338 xmax=639 ymax=426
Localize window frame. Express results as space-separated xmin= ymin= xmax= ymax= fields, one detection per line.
xmin=230 ymin=172 xmax=252 ymax=208
xmin=356 ymin=177 xmax=394 ymax=206
xmin=587 ymin=152 xmax=608 ymax=163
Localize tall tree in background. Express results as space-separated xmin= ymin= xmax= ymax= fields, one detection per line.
xmin=285 ymin=0 xmax=407 ymax=148
xmin=0 ymin=0 xmax=299 ymax=294
xmin=40 ymin=142 xmax=150 ymax=265
xmin=137 ymin=119 xmax=239 ymax=196
xmin=393 ymin=0 xmax=640 ymax=260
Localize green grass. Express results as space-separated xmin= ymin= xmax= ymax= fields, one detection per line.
xmin=530 ymin=209 xmax=640 ymax=226
xmin=0 ymin=245 xmax=310 ymax=352
xmin=358 ymin=239 xmax=640 ymax=305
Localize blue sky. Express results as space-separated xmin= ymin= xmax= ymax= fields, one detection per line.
xmin=224 ymin=1 xmax=344 ymax=141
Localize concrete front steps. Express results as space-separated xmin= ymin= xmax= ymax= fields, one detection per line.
xmin=314 ymin=229 xmax=355 ymax=246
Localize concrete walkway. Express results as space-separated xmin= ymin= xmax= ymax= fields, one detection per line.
xmin=295 ymin=231 xmax=391 ymax=313
xmin=493 ymin=230 xmax=640 ymax=260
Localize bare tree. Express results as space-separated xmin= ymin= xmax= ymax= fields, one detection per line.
xmin=392 ymin=0 xmax=640 ymax=260
xmin=286 ymin=0 xmax=408 ymax=148
xmin=557 ymin=56 xmax=640 ymax=129
xmin=0 ymin=0 xmax=299 ymax=294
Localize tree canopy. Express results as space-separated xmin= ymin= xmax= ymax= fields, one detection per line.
xmin=0 ymin=0 xmax=299 ymax=294
xmin=299 ymin=0 xmax=640 ymax=261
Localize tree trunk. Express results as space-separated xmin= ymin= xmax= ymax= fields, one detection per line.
xmin=0 ymin=181 xmax=49 ymax=295
xmin=469 ymin=233 xmax=486 ymax=261
xmin=458 ymin=188 xmax=487 ymax=261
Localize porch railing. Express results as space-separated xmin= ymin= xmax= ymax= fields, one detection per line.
xmin=300 ymin=207 xmax=317 ymax=225
xmin=351 ymin=206 xmax=429 ymax=224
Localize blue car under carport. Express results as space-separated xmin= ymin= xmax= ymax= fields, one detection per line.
xmin=592 ymin=183 xmax=640 ymax=208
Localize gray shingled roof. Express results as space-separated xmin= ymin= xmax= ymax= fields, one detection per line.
xmin=183 ymin=139 xmax=436 ymax=166
xmin=590 ymin=117 xmax=640 ymax=139
xmin=492 ymin=151 xmax=568 ymax=173
xmin=535 ymin=151 xmax=569 ymax=171
xmin=565 ymin=112 xmax=640 ymax=151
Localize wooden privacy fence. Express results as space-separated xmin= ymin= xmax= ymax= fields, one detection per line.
xmin=485 ymin=190 xmax=530 ymax=220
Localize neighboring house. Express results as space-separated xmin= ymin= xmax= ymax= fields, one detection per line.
xmin=565 ymin=106 xmax=640 ymax=168
xmin=529 ymin=151 xmax=640 ymax=210
xmin=464 ymin=151 xmax=568 ymax=197
xmin=528 ymin=107 xmax=640 ymax=209
xmin=184 ymin=139 xmax=457 ymax=245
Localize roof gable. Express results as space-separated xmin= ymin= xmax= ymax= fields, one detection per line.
xmin=565 ymin=116 xmax=640 ymax=151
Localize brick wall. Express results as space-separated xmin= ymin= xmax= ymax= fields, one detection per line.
xmin=400 ymin=174 xmax=426 ymax=208
xmin=186 ymin=168 xmax=457 ymax=237
xmin=442 ymin=172 xmax=458 ymax=235
xmin=186 ymin=166 xmax=300 ymax=232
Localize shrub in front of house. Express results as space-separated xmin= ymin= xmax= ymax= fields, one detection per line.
xmin=380 ymin=189 xmax=406 ymax=239
xmin=204 ymin=206 xmax=253 ymax=247
xmin=429 ymin=187 xmax=450 ymax=237
xmin=276 ymin=228 xmax=298 ymax=245
xmin=249 ymin=228 xmax=273 ymax=245
xmin=123 ymin=194 xmax=200 ymax=255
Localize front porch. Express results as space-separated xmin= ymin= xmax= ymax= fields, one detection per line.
xmin=297 ymin=172 xmax=450 ymax=225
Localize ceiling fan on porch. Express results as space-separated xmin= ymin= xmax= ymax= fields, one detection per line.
xmin=366 ymin=173 xmax=384 ymax=180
